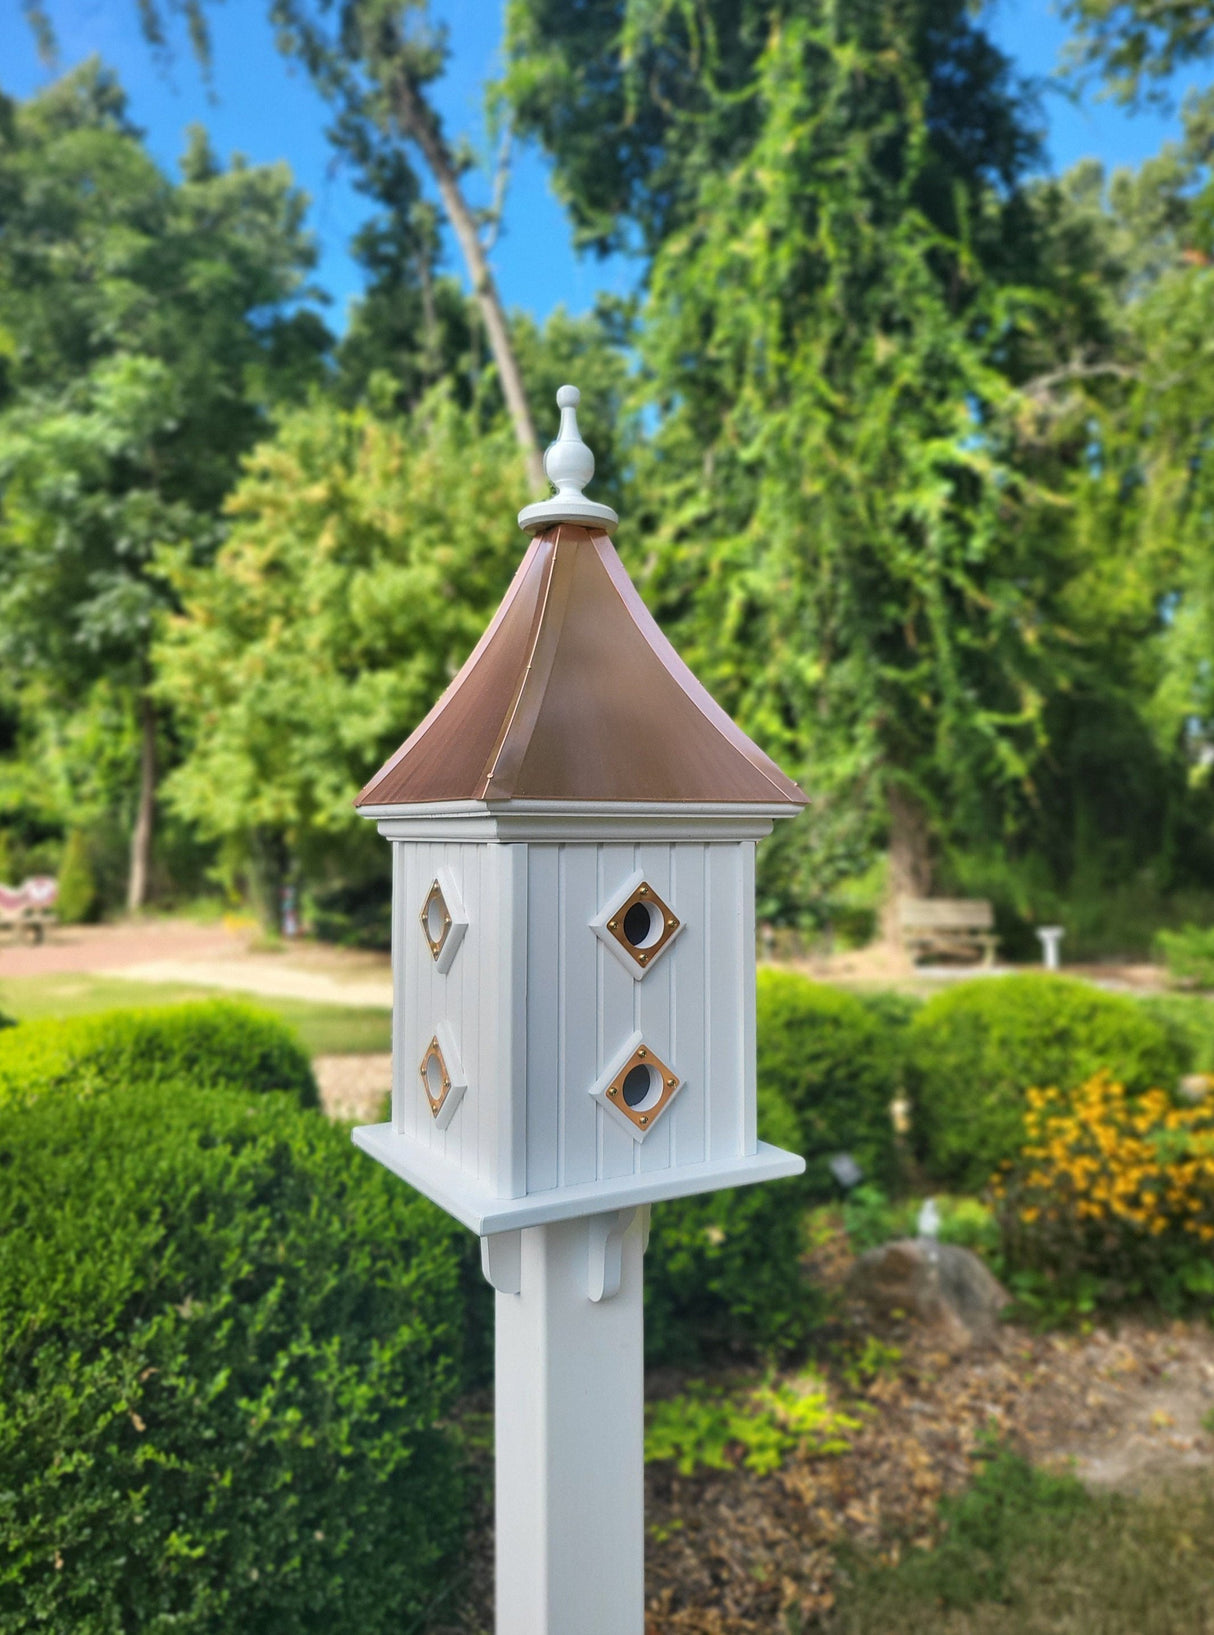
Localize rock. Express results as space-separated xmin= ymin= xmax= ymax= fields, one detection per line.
xmin=847 ymin=1239 xmax=1010 ymax=1351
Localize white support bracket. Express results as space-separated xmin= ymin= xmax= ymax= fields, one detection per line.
xmin=587 ymin=1207 xmax=636 ymax=1302
xmin=481 ymin=1228 xmax=523 ymax=1295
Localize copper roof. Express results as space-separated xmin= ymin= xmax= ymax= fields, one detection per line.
xmin=356 ymin=524 xmax=806 ymax=809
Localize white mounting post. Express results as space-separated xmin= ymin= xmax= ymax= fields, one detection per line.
xmin=489 ymin=1211 xmax=648 ymax=1635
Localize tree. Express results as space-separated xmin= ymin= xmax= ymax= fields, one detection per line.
xmin=34 ymin=0 xmax=550 ymax=491
xmin=1063 ymin=94 xmax=1214 ymax=819
xmin=0 ymin=63 xmax=327 ymax=908
xmin=153 ymin=387 xmax=526 ymax=923
xmin=1059 ymin=0 xmax=1214 ymax=105
xmin=506 ymin=2 xmax=1080 ymax=928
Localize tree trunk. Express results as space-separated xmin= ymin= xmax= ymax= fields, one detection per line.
xmin=247 ymin=828 xmax=290 ymax=936
xmin=882 ymin=781 xmax=933 ymax=946
xmin=392 ymin=76 xmax=547 ymax=496
xmin=127 ymin=691 xmax=156 ymax=914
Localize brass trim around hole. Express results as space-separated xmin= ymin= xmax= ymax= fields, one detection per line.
xmin=604 ymin=1042 xmax=680 ymax=1133
xmin=420 ymin=880 xmax=453 ymax=960
xmin=605 ymin=881 xmax=680 ymax=972
xmin=420 ymin=1035 xmax=452 ymax=1118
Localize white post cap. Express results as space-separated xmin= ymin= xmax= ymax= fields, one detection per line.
xmin=518 ymin=385 xmax=620 ymax=536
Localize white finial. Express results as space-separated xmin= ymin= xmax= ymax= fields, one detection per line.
xmin=518 ymin=384 xmax=620 ymax=535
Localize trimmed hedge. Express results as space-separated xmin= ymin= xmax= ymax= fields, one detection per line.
xmin=755 ymin=969 xmax=901 ymax=1200
xmin=645 ymin=1082 xmax=818 ymax=1363
xmin=0 ymin=999 xmax=318 ymax=1111
xmin=0 ymin=1081 xmax=467 ymax=1634
xmin=1138 ymin=993 xmax=1214 ymax=1076
xmin=908 ymin=974 xmax=1182 ymax=1191
xmin=644 ymin=973 xmax=907 ymax=1363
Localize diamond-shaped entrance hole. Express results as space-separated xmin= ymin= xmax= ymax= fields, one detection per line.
xmin=419 ymin=1036 xmax=453 ymax=1120
xmin=605 ymin=1042 xmax=680 ymax=1134
xmin=420 ymin=880 xmax=453 ymax=961
xmin=606 ymin=882 xmax=679 ymax=972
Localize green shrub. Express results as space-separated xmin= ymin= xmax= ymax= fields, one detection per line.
xmin=644 ymin=1080 xmax=822 ymax=1362
xmin=0 ymin=999 xmax=319 ymax=1112
xmin=907 ymin=974 xmax=1180 ymax=1191
xmin=850 ymin=987 xmax=923 ymax=1036
xmin=997 ymin=1072 xmax=1214 ymax=1319
xmin=645 ymin=1176 xmax=821 ymax=1365
xmin=0 ymin=1081 xmax=467 ymax=1634
xmin=756 ymin=969 xmax=901 ymax=1200
xmin=1138 ymin=993 xmax=1214 ymax=1075
xmin=645 ymin=1374 xmax=857 ymax=1476
xmin=55 ymin=828 xmax=99 ymax=924
xmin=1155 ymin=923 xmax=1214 ymax=989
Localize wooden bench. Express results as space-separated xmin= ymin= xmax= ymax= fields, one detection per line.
xmin=899 ymin=897 xmax=997 ymax=966
xmin=0 ymin=877 xmax=59 ymax=944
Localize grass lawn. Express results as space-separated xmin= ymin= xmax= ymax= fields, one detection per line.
xmin=0 ymin=974 xmax=392 ymax=1056
xmin=829 ymin=1449 xmax=1214 ymax=1635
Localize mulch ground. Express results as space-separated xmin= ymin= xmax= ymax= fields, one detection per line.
xmin=433 ymin=1233 xmax=1214 ymax=1635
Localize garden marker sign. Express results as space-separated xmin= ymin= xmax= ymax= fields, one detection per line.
xmin=352 ymin=386 xmax=806 ymax=1635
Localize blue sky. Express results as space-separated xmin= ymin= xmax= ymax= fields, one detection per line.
xmin=1 ymin=0 xmax=1207 ymax=334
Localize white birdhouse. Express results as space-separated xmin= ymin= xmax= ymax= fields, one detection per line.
xmin=352 ymin=386 xmax=807 ymax=1237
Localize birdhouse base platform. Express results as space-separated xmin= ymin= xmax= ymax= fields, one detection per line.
xmin=351 ymin=1122 xmax=805 ymax=1235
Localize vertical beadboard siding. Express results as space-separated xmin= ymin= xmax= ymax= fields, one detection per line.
xmin=525 ymin=845 xmax=562 ymax=1193
xmin=447 ymin=842 xmax=478 ymax=1176
xmin=596 ymin=843 xmax=643 ymax=1181
xmin=739 ymin=841 xmax=759 ymax=1155
xmin=499 ymin=845 xmax=529 ymax=1196
xmin=475 ymin=842 xmax=499 ymax=1191
xmin=416 ymin=844 xmax=448 ymax=1168
xmin=634 ymin=841 xmax=675 ymax=1176
xmin=706 ymin=844 xmax=745 ymax=1162
xmin=391 ymin=843 xmax=409 ymax=1139
xmin=559 ymin=845 xmax=600 ymax=1187
xmin=392 ymin=830 xmax=756 ymax=1205
xmin=396 ymin=842 xmax=499 ymax=1189
xmin=477 ymin=844 xmax=527 ymax=1198
xmin=667 ymin=843 xmax=707 ymax=1167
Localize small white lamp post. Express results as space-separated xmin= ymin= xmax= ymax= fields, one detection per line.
xmin=352 ymin=386 xmax=806 ymax=1635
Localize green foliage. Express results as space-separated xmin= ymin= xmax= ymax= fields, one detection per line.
xmin=522 ymin=2 xmax=1073 ymax=894
xmin=833 ymin=1185 xmax=999 ymax=1258
xmin=646 ymin=973 xmax=912 ymax=1360
xmin=1059 ymin=0 xmax=1214 ymax=105
xmin=1139 ymin=993 xmax=1214 ymax=1073
xmin=1156 ymin=924 xmax=1214 ymax=989
xmin=907 ymin=974 xmax=1181 ymax=1190
xmin=0 ymin=64 xmax=327 ymax=905
xmin=834 ymin=1466 xmax=1214 ymax=1633
xmin=645 ymin=1374 xmax=857 ymax=1477
xmin=0 ymin=999 xmax=318 ymax=1112
xmin=757 ymin=970 xmax=901 ymax=1201
xmin=54 ymin=828 xmax=97 ymax=924
xmin=645 ymin=1071 xmax=818 ymax=1362
xmin=997 ymin=1073 xmax=1214 ymax=1319
xmin=0 ymin=1080 xmax=466 ymax=1633
xmin=845 ymin=1441 xmax=1092 ymax=1615
xmin=0 ymin=972 xmax=392 ymax=1056
xmin=153 ymin=387 xmax=523 ymax=914
xmin=644 ymin=1172 xmax=820 ymax=1366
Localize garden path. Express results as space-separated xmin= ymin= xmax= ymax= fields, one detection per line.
xmin=0 ymin=915 xmax=393 ymax=1005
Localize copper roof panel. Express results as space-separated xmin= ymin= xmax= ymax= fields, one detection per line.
xmin=356 ymin=524 xmax=806 ymax=809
